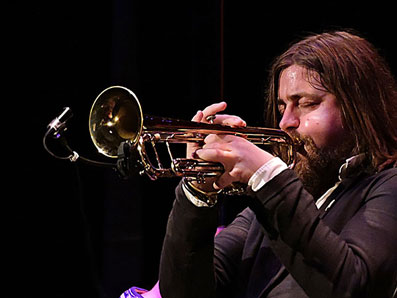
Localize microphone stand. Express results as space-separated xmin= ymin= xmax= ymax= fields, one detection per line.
xmin=43 ymin=107 xmax=140 ymax=179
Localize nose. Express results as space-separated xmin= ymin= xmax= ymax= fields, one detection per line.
xmin=279 ymin=105 xmax=299 ymax=132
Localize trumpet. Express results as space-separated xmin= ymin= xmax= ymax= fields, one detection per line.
xmin=89 ymin=86 xmax=299 ymax=186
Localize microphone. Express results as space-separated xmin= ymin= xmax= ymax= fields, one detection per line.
xmin=46 ymin=107 xmax=73 ymax=138
xmin=44 ymin=107 xmax=115 ymax=167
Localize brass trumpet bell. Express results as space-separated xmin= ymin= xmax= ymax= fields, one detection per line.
xmin=89 ymin=86 xmax=143 ymax=158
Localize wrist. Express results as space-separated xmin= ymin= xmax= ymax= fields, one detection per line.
xmin=182 ymin=178 xmax=221 ymax=207
xmin=248 ymin=157 xmax=288 ymax=192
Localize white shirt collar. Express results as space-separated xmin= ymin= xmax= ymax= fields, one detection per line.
xmin=316 ymin=154 xmax=366 ymax=209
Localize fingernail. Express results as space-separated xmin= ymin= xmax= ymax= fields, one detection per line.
xmin=192 ymin=150 xmax=199 ymax=158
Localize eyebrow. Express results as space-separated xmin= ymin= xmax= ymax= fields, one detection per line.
xmin=277 ymin=92 xmax=323 ymax=104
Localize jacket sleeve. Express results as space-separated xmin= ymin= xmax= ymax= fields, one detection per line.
xmin=248 ymin=168 xmax=397 ymax=298
xmin=158 ymin=181 xmax=219 ymax=298
xmin=158 ymin=181 xmax=253 ymax=298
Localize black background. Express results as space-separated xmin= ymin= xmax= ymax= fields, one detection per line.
xmin=6 ymin=1 xmax=397 ymax=297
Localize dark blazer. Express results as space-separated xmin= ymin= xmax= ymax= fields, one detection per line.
xmin=159 ymin=167 xmax=397 ymax=298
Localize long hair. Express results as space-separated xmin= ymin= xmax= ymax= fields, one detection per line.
xmin=265 ymin=30 xmax=397 ymax=170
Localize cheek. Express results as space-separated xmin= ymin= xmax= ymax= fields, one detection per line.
xmin=301 ymin=113 xmax=346 ymax=148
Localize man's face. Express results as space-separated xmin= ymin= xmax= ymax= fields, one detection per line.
xmin=277 ymin=64 xmax=353 ymax=197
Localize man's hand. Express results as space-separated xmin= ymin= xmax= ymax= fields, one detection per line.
xmin=187 ymin=101 xmax=246 ymax=159
xmin=195 ymin=134 xmax=274 ymax=190
xmin=187 ymin=102 xmax=246 ymax=192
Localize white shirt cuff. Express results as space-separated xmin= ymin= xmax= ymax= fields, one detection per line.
xmin=181 ymin=182 xmax=211 ymax=207
xmin=248 ymin=157 xmax=288 ymax=192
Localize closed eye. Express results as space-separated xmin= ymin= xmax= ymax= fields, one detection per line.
xmin=298 ymin=98 xmax=320 ymax=110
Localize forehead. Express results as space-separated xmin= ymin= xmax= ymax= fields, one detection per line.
xmin=278 ymin=65 xmax=325 ymax=97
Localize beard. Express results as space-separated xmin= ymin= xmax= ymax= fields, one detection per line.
xmin=292 ymin=134 xmax=354 ymax=199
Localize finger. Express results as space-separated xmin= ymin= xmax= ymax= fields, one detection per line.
xmin=204 ymin=134 xmax=242 ymax=145
xmin=195 ymin=148 xmax=233 ymax=166
xmin=202 ymin=141 xmax=229 ymax=150
xmin=203 ymin=134 xmax=224 ymax=145
xmin=187 ymin=110 xmax=203 ymax=158
xmin=213 ymin=173 xmax=235 ymax=190
xmin=195 ymin=148 xmax=222 ymax=162
xmin=229 ymin=167 xmax=243 ymax=180
xmin=210 ymin=114 xmax=247 ymax=127
xmin=201 ymin=102 xmax=227 ymax=119
xmin=191 ymin=110 xmax=204 ymax=122
xmin=187 ymin=143 xmax=201 ymax=158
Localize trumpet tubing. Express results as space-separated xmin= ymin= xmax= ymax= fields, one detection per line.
xmin=89 ymin=86 xmax=298 ymax=184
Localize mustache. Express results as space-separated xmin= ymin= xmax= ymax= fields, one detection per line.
xmin=288 ymin=131 xmax=312 ymax=152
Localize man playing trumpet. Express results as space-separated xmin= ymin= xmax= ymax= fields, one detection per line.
xmin=125 ymin=30 xmax=397 ymax=298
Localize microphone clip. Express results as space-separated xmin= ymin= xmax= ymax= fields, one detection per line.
xmin=47 ymin=107 xmax=73 ymax=138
